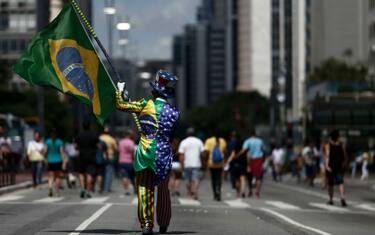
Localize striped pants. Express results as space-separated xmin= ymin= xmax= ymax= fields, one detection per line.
xmin=136 ymin=169 xmax=171 ymax=229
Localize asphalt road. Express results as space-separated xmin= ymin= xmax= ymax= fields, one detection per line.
xmin=1 ymin=174 xmax=375 ymax=235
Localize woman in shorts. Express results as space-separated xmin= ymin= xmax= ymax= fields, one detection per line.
xmin=45 ymin=128 xmax=65 ymax=197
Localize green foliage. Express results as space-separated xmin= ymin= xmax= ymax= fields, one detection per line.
xmin=308 ymin=58 xmax=367 ymax=82
xmin=0 ymin=85 xmax=74 ymax=140
xmin=180 ymin=91 xmax=269 ymax=138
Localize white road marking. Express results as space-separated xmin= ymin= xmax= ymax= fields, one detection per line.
xmin=271 ymin=182 xmax=357 ymax=204
xmin=309 ymin=203 xmax=349 ymax=212
xmin=82 ymin=197 xmax=109 ymax=204
xmin=0 ymin=195 xmax=24 ymax=202
xmin=224 ymin=199 xmax=250 ymax=208
xmin=34 ymin=197 xmax=64 ymax=203
xmin=261 ymin=208 xmax=331 ymax=235
xmin=178 ymin=198 xmax=201 ymax=206
xmin=69 ymin=203 xmax=112 ymax=235
xmin=265 ymin=200 xmax=301 ymax=210
xmin=131 ymin=197 xmax=138 ymax=205
xmin=355 ymin=204 xmax=375 ymax=212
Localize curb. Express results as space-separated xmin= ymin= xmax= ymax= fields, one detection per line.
xmin=0 ymin=181 xmax=33 ymax=195
xmin=0 ymin=178 xmax=47 ymax=196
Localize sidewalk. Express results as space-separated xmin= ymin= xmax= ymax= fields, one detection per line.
xmin=0 ymin=171 xmax=46 ymax=195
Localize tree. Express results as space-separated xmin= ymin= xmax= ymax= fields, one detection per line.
xmin=179 ymin=91 xmax=270 ymax=139
xmin=308 ymin=58 xmax=367 ymax=82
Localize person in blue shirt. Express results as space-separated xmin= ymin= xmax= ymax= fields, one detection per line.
xmin=236 ymin=129 xmax=265 ymax=198
xmin=45 ymin=128 xmax=65 ymax=197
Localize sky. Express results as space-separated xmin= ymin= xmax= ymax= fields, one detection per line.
xmin=93 ymin=0 xmax=201 ymax=61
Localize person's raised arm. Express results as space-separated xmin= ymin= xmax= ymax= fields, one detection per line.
xmin=115 ymin=90 xmax=147 ymax=113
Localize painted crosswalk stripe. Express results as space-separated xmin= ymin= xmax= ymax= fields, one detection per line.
xmin=82 ymin=197 xmax=109 ymax=204
xmin=34 ymin=197 xmax=64 ymax=203
xmin=265 ymin=200 xmax=301 ymax=210
xmin=131 ymin=197 xmax=138 ymax=205
xmin=178 ymin=198 xmax=201 ymax=206
xmin=224 ymin=199 xmax=250 ymax=208
xmin=355 ymin=204 xmax=375 ymax=212
xmin=309 ymin=203 xmax=349 ymax=212
xmin=0 ymin=195 xmax=24 ymax=202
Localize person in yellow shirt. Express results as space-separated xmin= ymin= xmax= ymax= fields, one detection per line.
xmin=100 ymin=127 xmax=118 ymax=193
xmin=27 ymin=131 xmax=45 ymax=188
xmin=204 ymin=135 xmax=227 ymax=201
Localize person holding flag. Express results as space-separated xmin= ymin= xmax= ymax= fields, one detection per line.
xmin=116 ymin=71 xmax=180 ymax=235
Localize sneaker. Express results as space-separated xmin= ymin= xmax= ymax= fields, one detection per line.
xmin=175 ymin=191 xmax=180 ymax=197
xmin=159 ymin=226 xmax=168 ymax=234
xmin=142 ymin=227 xmax=153 ymax=235
xmin=241 ymin=193 xmax=246 ymax=198
xmin=80 ymin=190 xmax=86 ymax=199
xmin=341 ymin=199 xmax=347 ymax=207
xmin=248 ymin=192 xmax=253 ymax=198
xmin=48 ymin=188 xmax=53 ymax=197
xmin=125 ymin=191 xmax=131 ymax=196
xmin=86 ymin=193 xmax=92 ymax=198
xmin=327 ymin=200 xmax=334 ymax=205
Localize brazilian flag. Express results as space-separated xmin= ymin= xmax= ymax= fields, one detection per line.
xmin=14 ymin=3 xmax=115 ymax=125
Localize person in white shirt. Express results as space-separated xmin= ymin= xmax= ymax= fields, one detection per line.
xmin=178 ymin=128 xmax=204 ymax=200
xmin=27 ymin=131 xmax=45 ymax=188
xmin=271 ymin=146 xmax=285 ymax=181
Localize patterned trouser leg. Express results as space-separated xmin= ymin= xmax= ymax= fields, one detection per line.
xmin=157 ymin=176 xmax=171 ymax=227
xmin=136 ymin=169 xmax=155 ymax=228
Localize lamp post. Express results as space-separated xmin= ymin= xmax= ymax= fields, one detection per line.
xmin=104 ymin=0 xmax=116 ymax=58
xmin=116 ymin=19 xmax=131 ymax=59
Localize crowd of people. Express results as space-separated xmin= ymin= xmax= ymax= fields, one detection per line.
xmin=2 ymin=123 xmax=374 ymax=209
xmin=21 ymin=121 xmax=137 ymax=199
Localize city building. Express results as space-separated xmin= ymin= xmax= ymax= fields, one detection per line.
xmin=270 ymin=0 xmax=306 ymax=130
xmin=307 ymin=0 xmax=375 ymax=84
xmin=237 ymin=0 xmax=271 ymax=97
xmin=172 ymin=0 xmax=235 ymax=111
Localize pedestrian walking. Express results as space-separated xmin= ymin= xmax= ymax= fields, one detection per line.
xmin=204 ymin=132 xmax=227 ymax=201
xmin=95 ymin=140 xmax=107 ymax=193
xmin=99 ymin=127 xmax=118 ymax=193
xmin=271 ymin=145 xmax=285 ymax=182
xmin=118 ymin=129 xmax=136 ymax=196
xmin=237 ymin=129 xmax=265 ymax=198
xmin=178 ymin=127 xmax=204 ymax=200
xmin=324 ymin=130 xmax=347 ymax=207
xmin=170 ymin=138 xmax=182 ymax=197
xmin=227 ymin=131 xmax=238 ymax=189
xmin=227 ymin=139 xmax=247 ymax=198
xmin=361 ymin=150 xmax=370 ymax=181
xmin=45 ymin=128 xmax=65 ymax=197
xmin=116 ymin=70 xmax=180 ymax=234
xmin=27 ymin=131 xmax=44 ymax=188
xmin=75 ymin=120 xmax=98 ymax=198
xmin=302 ymin=142 xmax=319 ymax=187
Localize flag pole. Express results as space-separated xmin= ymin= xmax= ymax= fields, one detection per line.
xmin=70 ymin=0 xmax=141 ymax=131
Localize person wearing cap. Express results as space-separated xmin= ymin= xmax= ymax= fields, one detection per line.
xmin=116 ymin=70 xmax=180 ymax=235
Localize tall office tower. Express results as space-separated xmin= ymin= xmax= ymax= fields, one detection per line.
xmin=270 ymin=0 xmax=306 ymax=124
xmin=308 ymin=0 xmax=375 ymax=84
xmin=237 ymin=0 xmax=271 ymax=97
xmin=172 ymin=0 xmax=234 ymax=111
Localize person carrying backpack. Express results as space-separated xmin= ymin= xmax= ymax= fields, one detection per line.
xmin=204 ymin=133 xmax=227 ymax=201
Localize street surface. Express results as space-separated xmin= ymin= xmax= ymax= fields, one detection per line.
xmin=1 ymin=175 xmax=375 ymax=235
